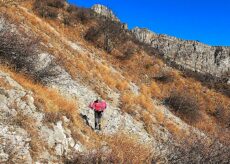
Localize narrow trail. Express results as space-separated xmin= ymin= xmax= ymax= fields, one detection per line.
xmin=14 ymin=4 xmax=213 ymax=153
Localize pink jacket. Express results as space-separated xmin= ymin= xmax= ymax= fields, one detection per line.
xmin=89 ymin=101 xmax=107 ymax=112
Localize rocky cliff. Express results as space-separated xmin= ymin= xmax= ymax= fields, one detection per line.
xmin=91 ymin=4 xmax=128 ymax=30
xmin=90 ymin=4 xmax=230 ymax=81
xmin=91 ymin=4 xmax=120 ymax=22
xmin=132 ymin=27 xmax=230 ymax=81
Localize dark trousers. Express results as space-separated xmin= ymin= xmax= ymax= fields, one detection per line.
xmin=94 ymin=111 xmax=103 ymax=130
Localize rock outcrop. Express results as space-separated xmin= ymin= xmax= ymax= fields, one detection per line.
xmin=132 ymin=27 xmax=230 ymax=81
xmin=91 ymin=4 xmax=120 ymax=22
xmin=0 ymin=71 xmax=84 ymax=163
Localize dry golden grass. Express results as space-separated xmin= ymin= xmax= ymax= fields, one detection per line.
xmin=105 ymin=133 xmax=153 ymax=163
xmin=194 ymin=115 xmax=217 ymax=134
xmin=154 ymin=108 xmax=165 ymax=124
xmin=0 ymin=65 xmax=99 ymax=148
xmin=6 ymin=3 xmax=131 ymax=100
xmin=164 ymin=121 xmax=185 ymax=139
xmin=67 ymin=132 xmax=153 ymax=163
xmin=137 ymin=93 xmax=155 ymax=112
xmin=121 ymin=85 xmax=155 ymax=112
xmin=116 ymin=80 xmax=129 ymax=91
xmin=110 ymin=46 xmax=229 ymax=137
xmin=141 ymin=111 xmax=155 ymax=134
xmin=5 ymin=1 xmax=230 ymax=141
xmin=150 ymin=81 xmax=162 ymax=98
xmin=13 ymin=111 xmax=43 ymax=159
xmin=0 ymin=77 xmax=12 ymax=90
xmin=121 ymin=91 xmax=157 ymax=135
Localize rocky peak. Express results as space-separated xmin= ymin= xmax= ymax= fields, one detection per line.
xmin=132 ymin=27 xmax=158 ymax=44
xmin=91 ymin=4 xmax=120 ymax=22
xmin=132 ymin=27 xmax=230 ymax=81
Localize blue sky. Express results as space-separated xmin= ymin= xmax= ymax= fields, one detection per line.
xmin=68 ymin=0 xmax=230 ymax=46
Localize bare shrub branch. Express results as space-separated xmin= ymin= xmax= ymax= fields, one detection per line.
xmin=164 ymin=90 xmax=200 ymax=122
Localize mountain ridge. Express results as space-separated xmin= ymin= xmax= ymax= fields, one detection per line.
xmin=90 ymin=4 xmax=229 ymax=83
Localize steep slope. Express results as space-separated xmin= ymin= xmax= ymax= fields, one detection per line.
xmin=0 ymin=1 xmax=230 ymax=163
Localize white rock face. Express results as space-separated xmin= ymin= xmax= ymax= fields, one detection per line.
xmin=91 ymin=4 xmax=120 ymax=22
xmin=0 ymin=71 xmax=84 ymax=163
xmin=132 ymin=27 xmax=230 ymax=80
xmin=0 ymin=125 xmax=32 ymax=164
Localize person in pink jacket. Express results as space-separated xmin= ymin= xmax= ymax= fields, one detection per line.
xmin=89 ymin=99 xmax=107 ymax=130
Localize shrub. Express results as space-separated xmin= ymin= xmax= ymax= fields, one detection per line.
xmin=106 ymin=133 xmax=153 ymax=163
xmin=47 ymin=0 xmax=65 ymax=8
xmin=66 ymin=5 xmax=78 ymax=13
xmin=116 ymin=48 xmax=135 ymax=60
xmin=212 ymin=105 xmax=225 ymax=119
xmin=36 ymin=6 xmax=58 ymax=19
xmin=155 ymin=69 xmax=174 ymax=83
xmin=213 ymin=105 xmax=230 ymax=128
xmin=64 ymin=150 xmax=120 ymax=164
xmin=84 ymin=26 xmax=101 ymax=42
xmin=46 ymin=8 xmax=58 ymax=19
xmin=165 ymin=90 xmax=200 ymax=122
xmin=72 ymin=7 xmax=93 ymax=23
xmin=34 ymin=0 xmax=65 ymax=9
xmin=34 ymin=0 xmax=59 ymax=19
xmin=0 ymin=15 xmax=40 ymax=71
xmin=43 ymin=112 xmax=63 ymax=123
xmin=145 ymin=63 xmax=154 ymax=69
xmin=85 ymin=19 xmax=134 ymax=53
xmin=164 ymin=137 xmax=230 ymax=163
xmin=62 ymin=15 xmax=71 ymax=25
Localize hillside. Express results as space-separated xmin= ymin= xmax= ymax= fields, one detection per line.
xmin=0 ymin=0 xmax=229 ymax=163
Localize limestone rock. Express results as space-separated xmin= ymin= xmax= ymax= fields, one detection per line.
xmin=132 ymin=27 xmax=230 ymax=81
xmin=91 ymin=4 xmax=120 ymax=22
xmin=0 ymin=71 xmax=84 ymax=163
xmin=0 ymin=124 xmax=32 ymax=164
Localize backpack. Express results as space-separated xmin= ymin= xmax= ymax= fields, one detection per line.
xmin=91 ymin=101 xmax=107 ymax=111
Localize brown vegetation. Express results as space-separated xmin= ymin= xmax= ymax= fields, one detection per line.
xmin=12 ymin=111 xmax=43 ymax=159
xmin=0 ymin=77 xmax=12 ymax=89
xmin=0 ymin=14 xmax=40 ymax=72
xmin=165 ymin=90 xmax=200 ymax=123
xmin=65 ymin=133 xmax=153 ymax=163
xmin=1 ymin=1 xmax=230 ymax=162
xmin=0 ymin=65 xmax=97 ymax=148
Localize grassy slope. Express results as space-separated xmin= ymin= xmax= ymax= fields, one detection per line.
xmin=0 ymin=0 xmax=229 ymax=162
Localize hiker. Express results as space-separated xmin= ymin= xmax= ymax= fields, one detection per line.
xmin=89 ymin=99 xmax=107 ymax=130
